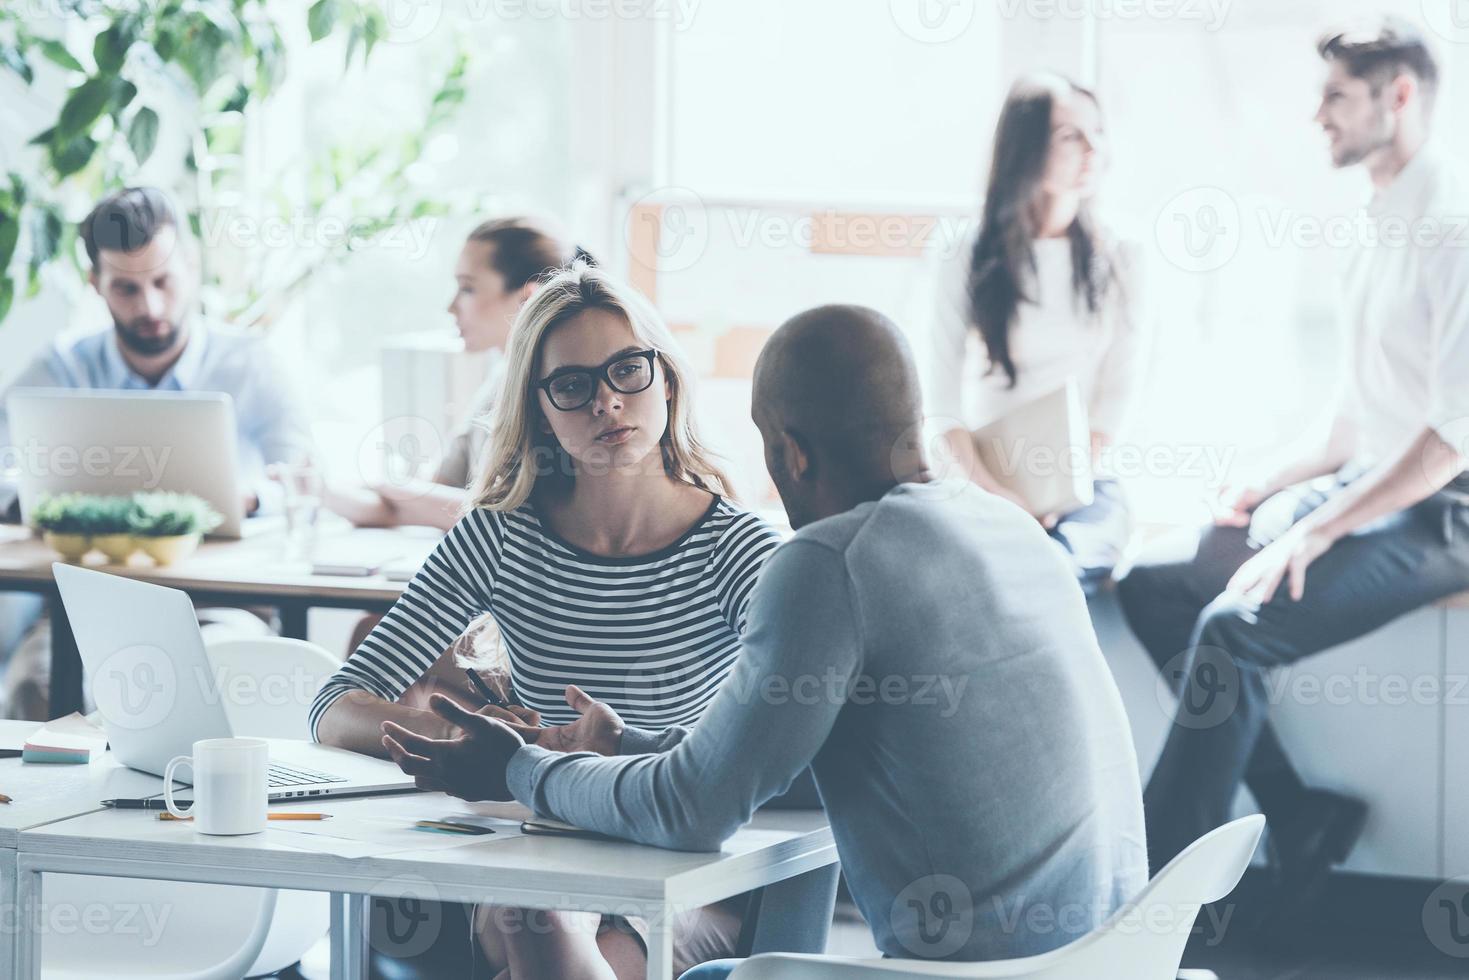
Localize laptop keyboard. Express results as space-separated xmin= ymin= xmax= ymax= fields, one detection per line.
xmin=268 ymin=762 xmax=348 ymax=788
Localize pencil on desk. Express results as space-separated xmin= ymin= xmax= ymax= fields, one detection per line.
xmin=157 ymin=812 xmax=332 ymax=822
xmin=0 ymin=793 xmax=12 ymax=804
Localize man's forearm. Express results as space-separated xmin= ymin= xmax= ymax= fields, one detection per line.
xmin=1299 ymin=427 xmax=1466 ymax=542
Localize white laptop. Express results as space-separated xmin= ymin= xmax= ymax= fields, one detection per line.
xmin=7 ymin=388 xmax=247 ymax=538
xmin=52 ymin=563 xmax=417 ymax=801
xmin=970 ymin=379 xmax=1096 ymax=517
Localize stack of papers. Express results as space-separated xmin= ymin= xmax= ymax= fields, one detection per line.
xmin=22 ymin=713 xmax=108 ymax=764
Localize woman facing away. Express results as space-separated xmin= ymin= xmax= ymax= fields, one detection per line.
xmin=323 ymin=215 xmax=590 ymax=531
xmin=311 ymin=262 xmax=783 ymax=979
xmin=928 ymin=72 xmax=1145 ymax=594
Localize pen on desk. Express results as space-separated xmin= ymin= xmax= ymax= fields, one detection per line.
xmin=158 ymin=812 xmax=332 ymax=822
xmin=102 ymin=798 xmax=170 ymax=810
xmin=464 ymin=668 xmax=511 ymax=710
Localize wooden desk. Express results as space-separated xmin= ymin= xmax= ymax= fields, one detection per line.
xmin=0 ymin=524 xmax=435 ymax=717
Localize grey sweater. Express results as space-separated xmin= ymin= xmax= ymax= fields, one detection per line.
xmin=507 ymin=480 xmax=1148 ymax=961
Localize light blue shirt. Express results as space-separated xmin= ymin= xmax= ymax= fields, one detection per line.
xmin=0 ymin=322 xmax=312 ymax=514
xmin=509 ymin=480 xmax=1149 ymax=962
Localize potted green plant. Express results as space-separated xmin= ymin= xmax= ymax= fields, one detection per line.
xmin=127 ymin=492 xmax=221 ymax=565
xmin=88 ymin=495 xmax=141 ymax=563
xmin=30 ymin=493 xmax=98 ymax=561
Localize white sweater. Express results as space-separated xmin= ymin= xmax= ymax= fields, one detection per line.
xmin=925 ymin=232 xmax=1144 ymax=442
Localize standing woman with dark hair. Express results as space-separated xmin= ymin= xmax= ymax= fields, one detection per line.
xmin=928 ymin=73 xmax=1144 ymax=592
xmin=322 ymin=216 xmax=592 ymax=530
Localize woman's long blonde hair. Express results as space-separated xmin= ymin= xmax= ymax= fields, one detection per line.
xmin=467 ymin=262 xmax=733 ymax=512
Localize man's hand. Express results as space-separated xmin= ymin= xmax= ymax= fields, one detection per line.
xmin=490 ymin=685 xmax=625 ymax=756
xmin=381 ymin=693 xmax=525 ymax=801
xmin=1227 ymin=525 xmax=1336 ymax=604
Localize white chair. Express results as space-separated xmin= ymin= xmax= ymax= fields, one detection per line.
xmin=40 ymin=637 xmax=343 ymax=977
xmin=37 ymin=874 xmax=276 ymax=979
xmin=204 ymin=636 xmax=343 ymax=742
xmin=204 ymin=636 xmax=341 ymax=977
xmin=725 ymin=815 xmax=1266 ymax=980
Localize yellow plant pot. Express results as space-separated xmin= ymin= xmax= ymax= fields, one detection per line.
xmin=42 ymin=532 xmax=92 ymax=562
xmin=139 ymin=534 xmax=201 ymax=566
xmin=92 ymin=533 xmax=138 ymax=564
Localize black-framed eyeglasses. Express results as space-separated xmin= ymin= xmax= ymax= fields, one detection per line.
xmin=535 ymin=349 xmax=659 ymax=412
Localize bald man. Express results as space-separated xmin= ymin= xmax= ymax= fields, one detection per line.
xmin=382 ymin=305 xmax=1148 ymax=966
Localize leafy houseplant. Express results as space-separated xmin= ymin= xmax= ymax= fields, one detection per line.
xmin=30 ymin=491 xmax=134 ymax=560
xmin=0 ymin=1 xmax=473 ymax=328
xmin=127 ymin=490 xmax=221 ymax=563
xmin=31 ymin=490 xmax=220 ymax=564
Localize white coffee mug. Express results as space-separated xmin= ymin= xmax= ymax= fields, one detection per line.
xmin=163 ymin=737 xmax=269 ymax=835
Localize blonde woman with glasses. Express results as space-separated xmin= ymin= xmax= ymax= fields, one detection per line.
xmin=310 ymin=263 xmax=781 ymax=979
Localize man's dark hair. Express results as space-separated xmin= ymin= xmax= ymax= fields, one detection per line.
xmin=79 ymin=187 xmax=179 ymax=267
xmin=1318 ymin=17 xmax=1440 ymax=98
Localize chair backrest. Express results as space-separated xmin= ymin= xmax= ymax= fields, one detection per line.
xmin=1023 ymin=814 xmax=1264 ymax=979
xmin=42 ymin=874 xmax=276 ymax=980
xmin=203 ymin=637 xmax=342 ymax=740
xmin=729 ymin=815 xmax=1265 ymax=980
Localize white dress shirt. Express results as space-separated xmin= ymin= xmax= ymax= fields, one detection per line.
xmin=1340 ymin=144 xmax=1469 ymax=471
xmin=925 ymin=231 xmax=1144 ymax=442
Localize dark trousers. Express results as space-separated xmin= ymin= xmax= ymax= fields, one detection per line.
xmin=1117 ymin=471 xmax=1469 ymax=871
xmin=1051 ymin=479 xmax=1131 ymax=595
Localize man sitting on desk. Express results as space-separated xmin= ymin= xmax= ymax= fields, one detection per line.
xmin=381 ymin=305 xmax=1149 ymax=968
xmin=0 ymin=186 xmax=312 ymax=718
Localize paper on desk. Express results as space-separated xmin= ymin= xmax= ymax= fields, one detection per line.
xmin=264 ymin=812 xmax=520 ymax=858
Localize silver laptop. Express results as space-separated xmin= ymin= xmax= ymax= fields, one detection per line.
xmin=52 ymin=563 xmax=417 ymax=801
xmin=7 ymin=388 xmax=247 ymax=538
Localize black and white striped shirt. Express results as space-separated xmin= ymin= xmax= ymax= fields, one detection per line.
xmin=309 ymin=496 xmax=783 ymax=736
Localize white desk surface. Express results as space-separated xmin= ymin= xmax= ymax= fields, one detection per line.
xmin=0 ymin=721 xmax=167 ymax=848
xmin=19 ymin=790 xmax=836 ymax=912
